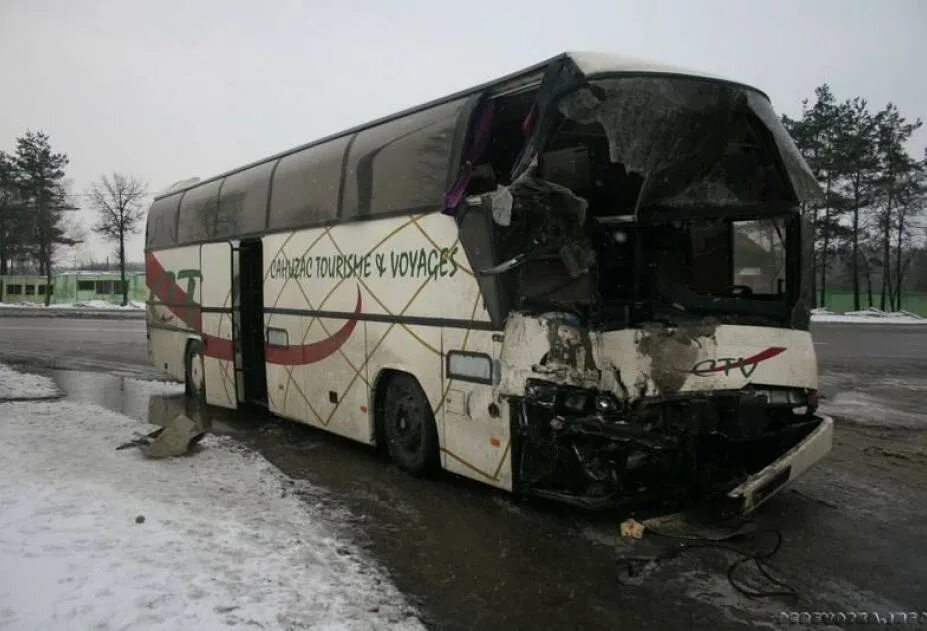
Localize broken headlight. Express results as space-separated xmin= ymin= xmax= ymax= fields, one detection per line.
xmin=525 ymin=379 xmax=622 ymax=417
xmin=595 ymin=394 xmax=619 ymax=412
xmin=563 ymin=393 xmax=589 ymax=413
xmin=525 ymin=379 xmax=558 ymax=406
xmin=749 ymin=388 xmax=807 ymax=406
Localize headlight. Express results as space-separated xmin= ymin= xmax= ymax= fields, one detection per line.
xmin=525 ymin=379 xmax=557 ymax=405
xmin=563 ymin=393 xmax=588 ymax=412
xmin=753 ymin=388 xmax=806 ymax=406
xmin=595 ymin=395 xmax=618 ymax=412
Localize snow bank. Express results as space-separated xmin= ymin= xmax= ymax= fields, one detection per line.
xmin=0 ymin=301 xmax=145 ymax=311
xmin=811 ymin=307 xmax=926 ymax=324
xmin=0 ymin=364 xmax=59 ymax=401
xmin=0 ymin=366 xmax=421 ymax=630
xmin=819 ymin=391 xmax=927 ymax=429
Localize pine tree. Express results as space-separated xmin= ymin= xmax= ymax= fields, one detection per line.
xmin=14 ymin=131 xmax=75 ymax=305
xmin=831 ymin=99 xmax=880 ymax=311
xmin=873 ymin=104 xmax=923 ymax=310
xmin=782 ymin=85 xmax=845 ymax=308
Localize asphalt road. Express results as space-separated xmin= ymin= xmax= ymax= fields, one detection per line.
xmin=1 ymin=316 xmax=925 ymax=630
xmin=0 ymin=316 xmax=152 ymax=377
xmin=1 ymin=315 xmax=922 ymax=379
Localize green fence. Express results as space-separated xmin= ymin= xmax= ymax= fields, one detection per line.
xmin=54 ymin=273 xmax=148 ymax=304
xmin=0 ymin=275 xmax=51 ymax=303
xmin=819 ymin=291 xmax=927 ymax=316
xmin=0 ymin=272 xmax=148 ymax=305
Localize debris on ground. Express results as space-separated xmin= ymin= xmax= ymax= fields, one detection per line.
xmin=620 ymin=518 xmax=646 ymax=539
xmin=115 ymin=413 xmax=205 ymax=457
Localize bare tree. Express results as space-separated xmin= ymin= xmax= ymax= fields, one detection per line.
xmin=88 ymin=173 xmax=147 ymax=305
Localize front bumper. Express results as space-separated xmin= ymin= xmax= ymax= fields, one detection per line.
xmin=725 ymin=414 xmax=833 ymax=514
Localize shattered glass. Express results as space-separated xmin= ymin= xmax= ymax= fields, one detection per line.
xmin=557 ymin=77 xmax=821 ymax=211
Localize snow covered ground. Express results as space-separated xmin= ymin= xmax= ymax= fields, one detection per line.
xmin=0 ymin=364 xmax=421 ymax=630
xmin=0 ymin=364 xmax=59 ymax=401
xmin=811 ymin=307 xmax=927 ymax=324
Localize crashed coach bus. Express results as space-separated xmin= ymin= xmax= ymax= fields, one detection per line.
xmin=145 ymin=52 xmax=832 ymax=513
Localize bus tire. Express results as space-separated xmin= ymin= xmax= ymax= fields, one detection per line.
xmin=185 ymin=340 xmax=205 ymax=402
xmin=383 ymin=373 xmax=439 ymax=475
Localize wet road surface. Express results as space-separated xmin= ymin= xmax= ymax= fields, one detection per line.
xmin=1 ymin=317 xmax=926 ymax=629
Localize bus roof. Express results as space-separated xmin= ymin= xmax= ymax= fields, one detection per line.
xmin=154 ymin=51 xmax=757 ymax=201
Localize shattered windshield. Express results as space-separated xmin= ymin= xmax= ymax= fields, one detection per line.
xmin=557 ymin=77 xmax=821 ymax=211
xmin=459 ymin=74 xmax=813 ymax=326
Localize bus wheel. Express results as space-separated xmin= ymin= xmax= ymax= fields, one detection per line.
xmin=185 ymin=340 xmax=205 ymax=402
xmin=383 ymin=374 xmax=439 ymax=475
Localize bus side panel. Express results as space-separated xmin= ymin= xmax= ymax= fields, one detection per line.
xmin=263 ymin=312 xmax=301 ymax=420
xmin=147 ymin=326 xmax=190 ymax=382
xmin=440 ymin=329 xmax=512 ymax=491
xmin=260 ymin=212 xmax=493 ymax=455
xmin=145 ymin=245 xmax=202 ymax=381
xmin=262 ymin=231 xmax=372 ymax=443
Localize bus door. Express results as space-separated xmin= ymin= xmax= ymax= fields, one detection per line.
xmin=200 ymin=241 xmax=237 ymax=409
xmin=236 ymin=239 xmax=267 ymax=403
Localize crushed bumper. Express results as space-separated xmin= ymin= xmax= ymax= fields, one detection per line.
xmin=725 ymin=414 xmax=833 ymax=514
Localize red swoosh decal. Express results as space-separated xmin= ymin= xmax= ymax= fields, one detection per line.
xmin=145 ymin=252 xmax=201 ymax=332
xmin=697 ymin=346 xmax=786 ymax=374
xmin=147 ymin=252 xmax=362 ymax=364
xmin=265 ymin=286 xmax=362 ymax=365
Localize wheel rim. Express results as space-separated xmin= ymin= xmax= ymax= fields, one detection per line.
xmin=391 ymin=392 xmax=423 ymax=451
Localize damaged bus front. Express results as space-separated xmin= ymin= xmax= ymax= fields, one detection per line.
xmin=452 ymin=55 xmax=833 ymax=513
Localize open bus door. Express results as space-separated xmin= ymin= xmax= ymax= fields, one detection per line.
xmin=200 ymin=242 xmax=238 ymax=409
xmin=236 ymin=239 xmax=266 ymax=404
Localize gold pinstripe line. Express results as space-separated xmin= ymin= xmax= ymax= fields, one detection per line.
xmin=290 ymin=278 xmax=369 ymax=386
xmin=282 ymin=364 xmax=326 ymax=425
xmin=440 ymin=440 xmax=510 ymax=482
xmin=266 ymin=227 xmax=331 ymax=329
xmin=322 ymin=273 xmax=434 ymax=426
xmin=431 ymin=292 xmax=482 ymax=417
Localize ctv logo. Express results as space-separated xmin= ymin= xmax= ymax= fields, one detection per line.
xmin=690 ymin=347 xmax=786 ymax=378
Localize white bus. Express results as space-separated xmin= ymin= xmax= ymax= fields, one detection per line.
xmin=145 ymin=52 xmax=832 ymax=513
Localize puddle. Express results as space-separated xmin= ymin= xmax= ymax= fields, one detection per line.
xmin=49 ymin=370 xmax=185 ymax=423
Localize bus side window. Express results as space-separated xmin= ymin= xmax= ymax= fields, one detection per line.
xmin=342 ymin=98 xmax=467 ymax=217
xmin=216 ymin=162 xmax=275 ymax=239
xmin=269 ymin=136 xmax=349 ymax=230
xmin=146 ymin=193 xmax=182 ymax=249
xmin=178 ymin=179 xmax=223 ymax=245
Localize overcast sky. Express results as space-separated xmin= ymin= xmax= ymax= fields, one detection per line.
xmin=2 ymin=0 xmax=925 ymax=265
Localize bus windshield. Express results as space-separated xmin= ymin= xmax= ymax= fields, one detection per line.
xmin=468 ymin=74 xmax=817 ymax=327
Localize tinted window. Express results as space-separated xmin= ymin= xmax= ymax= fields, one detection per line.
xmin=269 ymin=136 xmax=350 ymax=230
xmin=77 ymin=280 xmax=94 ymax=291
xmin=178 ymin=179 xmax=223 ymax=244
xmin=343 ymin=98 xmax=466 ymax=217
xmin=146 ymin=194 xmax=182 ymax=248
xmin=217 ymin=161 xmax=274 ymax=238
xmin=7 ymin=284 xmax=21 ymax=295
